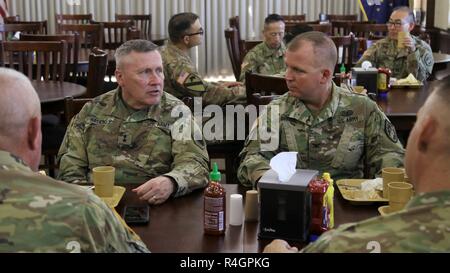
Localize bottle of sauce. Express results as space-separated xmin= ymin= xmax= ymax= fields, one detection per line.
xmin=308 ymin=177 xmax=329 ymax=236
xmin=377 ymin=68 xmax=391 ymax=93
xmin=204 ymin=162 xmax=226 ymax=235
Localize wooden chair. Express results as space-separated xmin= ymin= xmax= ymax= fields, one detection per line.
xmin=58 ymin=23 xmax=104 ymax=49
xmin=0 ymin=40 xmax=68 ymax=82
xmin=3 ymin=15 xmax=20 ymax=23
xmin=307 ymin=23 xmax=332 ymax=35
xmin=116 ymin=14 xmax=151 ymax=38
xmin=229 ymin=16 xmax=244 ymax=54
xmin=245 ymin=71 xmax=288 ymax=113
xmin=350 ymin=23 xmax=388 ymax=40
xmin=330 ymin=20 xmax=353 ymax=36
xmin=55 ymin=13 xmax=93 ymax=32
xmin=224 ymin=27 xmax=243 ymax=81
xmin=20 ymin=33 xmax=80 ymax=82
xmin=281 ymin=14 xmax=306 ymax=24
xmin=91 ymin=20 xmax=135 ymax=50
xmin=330 ymin=34 xmax=357 ymax=74
xmin=5 ymin=20 xmax=48 ymax=34
xmin=84 ymin=47 xmax=108 ymax=98
xmin=243 ymin=40 xmax=262 ymax=53
xmin=326 ymin=14 xmax=358 ymax=21
xmin=64 ymin=97 xmax=93 ymax=126
xmin=0 ymin=23 xmax=45 ymax=40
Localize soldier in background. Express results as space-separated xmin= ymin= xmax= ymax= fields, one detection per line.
xmin=0 ymin=68 xmax=149 ymax=253
xmin=160 ymin=12 xmax=246 ymax=107
xmin=239 ymin=14 xmax=286 ymax=82
xmin=356 ymin=6 xmax=434 ymax=81
xmin=58 ymin=40 xmax=209 ymax=205
xmin=238 ymin=31 xmax=405 ymax=187
xmin=264 ymin=77 xmax=450 ymax=253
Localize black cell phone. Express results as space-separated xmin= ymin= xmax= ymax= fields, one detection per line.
xmin=123 ymin=205 xmax=150 ymax=225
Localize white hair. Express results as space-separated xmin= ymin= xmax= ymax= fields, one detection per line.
xmin=0 ymin=68 xmax=41 ymax=139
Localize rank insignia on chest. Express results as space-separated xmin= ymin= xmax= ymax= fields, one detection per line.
xmin=118 ymin=132 xmax=133 ymax=147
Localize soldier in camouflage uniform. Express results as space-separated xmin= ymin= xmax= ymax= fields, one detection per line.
xmin=264 ymin=77 xmax=450 ymax=253
xmin=159 ymin=12 xmax=246 ymax=107
xmin=238 ymin=32 xmax=404 ymax=188
xmin=356 ymin=6 xmax=434 ymax=81
xmin=58 ymin=40 xmax=209 ymax=205
xmin=239 ymin=14 xmax=286 ymax=82
xmin=0 ymin=68 xmax=149 ymax=253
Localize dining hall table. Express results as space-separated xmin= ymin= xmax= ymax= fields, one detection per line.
xmin=117 ymin=184 xmax=380 ymax=253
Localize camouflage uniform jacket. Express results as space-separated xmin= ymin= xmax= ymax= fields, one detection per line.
xmin=237 ymin=83 xmax=405 ymax=187
xmin=57 ymin=88 xmax=209 ymax=197
xmin=0 ymin=150 xmax=149 ymax=253
xmin=239 ymin=42 xmax=286 ymax=82
xmin=356 ymin=35 xmax=434 ymax=81
xmin=301 ymin=190 xmax=450 ymax=252
xmin=159 ymin=42 xmax=246 ymax=106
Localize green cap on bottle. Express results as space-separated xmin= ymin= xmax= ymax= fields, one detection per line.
xmin=210 ymin=162 xmax=221 ymax=181
xmin=340 ymin=63 xmax=346 ymax=73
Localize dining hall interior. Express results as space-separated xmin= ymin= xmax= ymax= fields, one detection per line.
xmin=0 ymin=0 xmax=449 ymax=254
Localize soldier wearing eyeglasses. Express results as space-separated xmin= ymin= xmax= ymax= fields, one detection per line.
xmin=159 ymin=12 xmax=246 ymax=107
xmin=356 ymin=6 xmax=434 ymax=81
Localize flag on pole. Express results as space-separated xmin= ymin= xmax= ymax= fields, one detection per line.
xmin=0 ymin=0 xmax=9 ymax=24
xmin=359 ymin=0 xmax=409 ymax=24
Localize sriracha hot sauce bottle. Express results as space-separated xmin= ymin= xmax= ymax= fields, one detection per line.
xmin=204 ymin=163 xmax=226 ymax=235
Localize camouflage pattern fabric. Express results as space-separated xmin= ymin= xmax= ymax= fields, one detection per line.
xmin=159 ymin=42 xmax=246 ymax=106
xmin=356 ymin=35 xmax=434 ymax=81
xmin=57 ymin=88 xmax=210 ymax=198
xmin=237 ymin=83 xmax=405 ymax=187
xmin=301 ymin=190 xmax=450 ymax=252
xmin=239 ymin=42 xmax=286 ymax=82
xmin=0 ymin=150 xmax=149 ymax=253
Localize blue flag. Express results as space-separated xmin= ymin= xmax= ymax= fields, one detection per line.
xmin=359 ymin=0 xmax=409 ymax=24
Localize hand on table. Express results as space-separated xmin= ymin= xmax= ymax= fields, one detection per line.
xmin=132 ymin=176 xmax=175 ymax=205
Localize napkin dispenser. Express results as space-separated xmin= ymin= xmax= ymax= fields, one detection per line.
xmin=351 ymin=67 xmax=378 ymax=96
xmin=258 ymin=169 xmax=318 ymax=242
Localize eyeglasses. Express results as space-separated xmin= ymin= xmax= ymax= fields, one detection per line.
xmin=186 ymin=28 xmax=204 ymax=36
xmin=386 ymin=20 xmax=407 ymax=28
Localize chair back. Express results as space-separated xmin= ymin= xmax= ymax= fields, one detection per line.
xmin=85 ymin=47 xmax=108 ymax=98
xmin=245 ymin=71 xmax=288 ymax=113
xmin=229 ymin=16 xmax=245 ymax=54
xmin=327 ymin=14 xmax=358 ymax=21
xmin=0 ymin=40 xmax=67 ymax=82
xmin=5 ymin=20 xmax=48 ymax=34
xmin=91 ymin=21 xmax=135 ymax=50
xmin=0 ymin=23 xmax=44 ymax=40
xmin=243 ymin=40 xmax=262 ymax=53
xmin=224 ymin=27 xmax=243 ymax=81
xmin=58 ymin=23 xmax=104 ymax=49
xmin=64 ymin=96 xmax=93 ymax=126
xmin=281 ymin=14 xmax=306 ymax=24
xmin=55 ymin=13 xmax=93 ymax=32
xmin=20 ymin=33 xmax=80 ymax=82
xmin=330 ymin=34 xmax=357 ymax=74
xmin=116 ymin=14 xmax=151 ymax=38
xmin=350 ymin=23 xmax=388 ymax=39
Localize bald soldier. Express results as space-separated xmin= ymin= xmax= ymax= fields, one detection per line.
xmin=238 ymin=32 xmax=405 ymax=187
xmin=0 ymin=68 xmax=149 ymax=253
xmin=356 ymin=6 xmax=434 ymax=81
xmin=264 ymin=77 xmax=450 ymax=253
xmin=239 ymin=14 xmax=286 ymax=82
xmin=58 ymin=40 xmax=209 ymax=205
xmin=159 ymin=12 xmax=246 ymax=107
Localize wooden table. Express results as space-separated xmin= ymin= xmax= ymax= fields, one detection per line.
xmin=118 ymin=184 xmax=379 ymax=253
xmin=32 ymin=80 xmax=86 ymax=114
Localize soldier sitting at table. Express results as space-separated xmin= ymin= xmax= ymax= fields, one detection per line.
xmin=356 ymin=6 xmax=434 ymax=82
xmin=264 ymin=77 xmax=450 ymax=253
xmin=238 ymin=31 xmax=405 ymax=187
xmin=57 ymin=40 xmax=210 ymax=205
xmin=0 ymin=68 xmax=149 ymax=253
xmin=159 ymin=12 xmax=246 ymax=107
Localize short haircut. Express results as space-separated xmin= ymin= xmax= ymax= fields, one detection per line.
xmin=114 ymin=39 xmax=158 ymax=68
xmin=287 ymin=31 xmax=337 ymax=71
xmin=430 ymin=76 xmax=450 ymax=146
xmin=392 ymin=6 xmax=415 ymax=24
xmin=264 ymin=14 xmax=284 ymax=26
xmin=168 ymin=12 xmax=199 ymax=43
xmin=284 ymin=24 xmax=313 ymax=45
